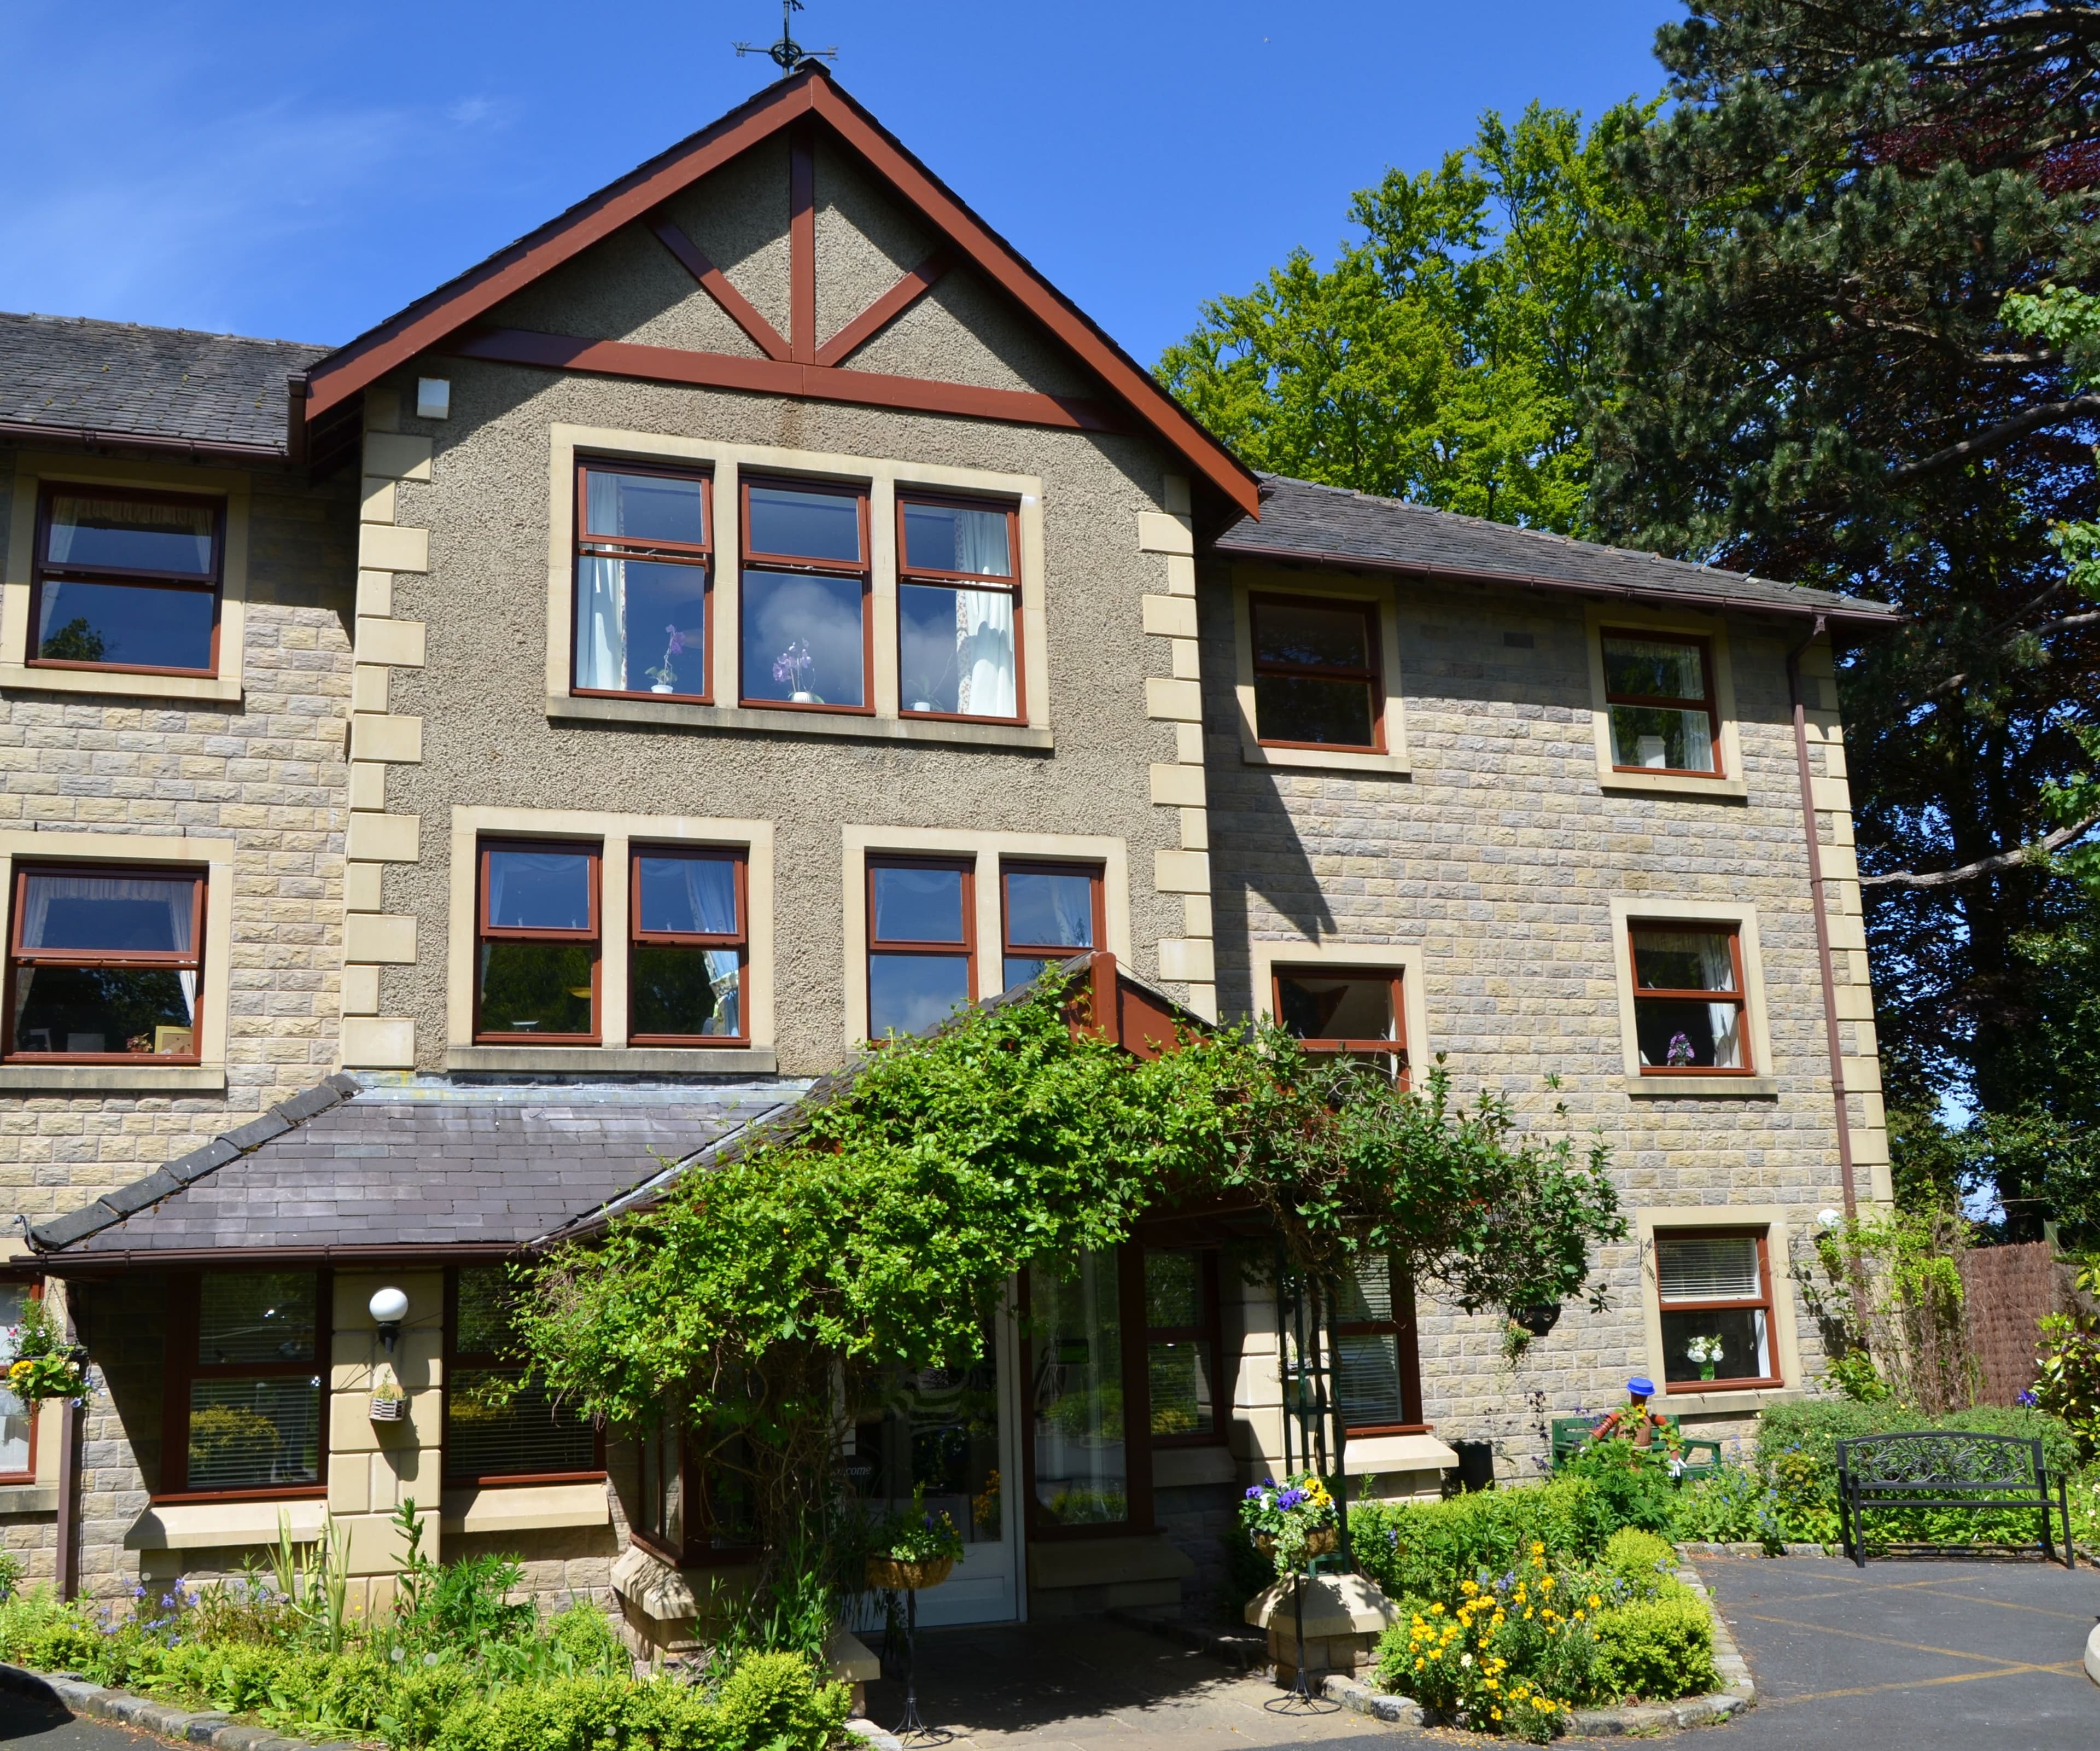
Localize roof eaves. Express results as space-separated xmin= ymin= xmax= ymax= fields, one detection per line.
xmin=30 ymin=1073 xmax=363 ymax=1255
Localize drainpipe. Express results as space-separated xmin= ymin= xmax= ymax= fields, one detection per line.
xmin=53 ymin=1289 xmax=83 ymax=1601
xmin=1786 ymin=614 xmax=1859 ymax=1221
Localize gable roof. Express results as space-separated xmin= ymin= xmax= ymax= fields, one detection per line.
xmin=29 ymin=1075 xmax=798 ymax=1265
xmin=299 ymin=66 xmax=1258 ymax=517
xmin=1216 ymin=475 xmax=1899 ymax=627
xmin=0 ymin=311 xmax=325 ymax=459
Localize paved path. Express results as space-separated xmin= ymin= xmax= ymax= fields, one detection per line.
xmin=0 ymin=1686 xmax=155 ymax=1748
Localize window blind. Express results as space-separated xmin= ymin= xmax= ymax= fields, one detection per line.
xmin=1656 ymin=1235 xmax=1760 ymax=1302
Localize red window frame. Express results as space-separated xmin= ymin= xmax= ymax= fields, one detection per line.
xmin=999 ymin=860 xmax=1104 ymax=987
xmin=4 ymin=862 xmax=207 ymax=1064
xmin=1271 ymin=965 xmax=1408 ymax=1084
xmin=473 ymin=839 xmax=602 ymax=1045
xmin=570 ymin=461 xmax=714 ymax=703
xmin=1654 ymin=1228 xmax=1782 ymax=1395
xmin=635 ymin=1417 xmax=765 ymax=1567
xmin=1600 ymin=629 xmax=1721 ymax=776
xmin=28 ymin=484 xmax=226 ymax=678
xmin=1142 ymin=1246 xmax=1227 ymax=1451
xmin=443 ymin=1266 xmax=605 ymax=1488
xmin=0 ymin=1279 xmax=44 ymax=1486
xmin=896 ymin=492 xmax=1025 ymax=725
xmin=738 ymin=476 xmax=874 ymax=715
xmin=1629 ymin=922 xmax=1753 ymax=1077
xmin=156 ymin=1270 xmax=330 ymax=1503
xmin=628 ymin=847 xmax=749 ymax=1046
xmin=1334 ymin=1254 xmax=1426 ymax=1438
xmin=1249 ymin=594 xmax=1385 ymax=753
xmin=866 ymin=855 xmax=976 ymax=1037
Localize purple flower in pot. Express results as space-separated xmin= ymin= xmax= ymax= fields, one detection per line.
xmin=773 ymin=638 xmax=815 ymax=699
xmin=645 ymin=624 xmax=686 ymax=691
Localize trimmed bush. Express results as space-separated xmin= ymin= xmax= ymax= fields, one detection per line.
xmin=1352 ymin=1478 xmax=1605 ymax=1602
xmin=1588 ymin=1596 xmax=1717 ymax=1702
xmin=1598 ymin=1528 xmax=1677 ymax=1601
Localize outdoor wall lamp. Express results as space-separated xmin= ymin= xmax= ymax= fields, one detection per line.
xmin=369 ymin=1285 xmax=410 ymax=1353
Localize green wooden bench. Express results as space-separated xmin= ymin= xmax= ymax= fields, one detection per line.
xmin=1550 ymin=1415 xmax=1724 ymax=1480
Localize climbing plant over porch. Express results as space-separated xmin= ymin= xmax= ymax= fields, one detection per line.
xmin=512 ymin=979 xmax=1625 ymax=1534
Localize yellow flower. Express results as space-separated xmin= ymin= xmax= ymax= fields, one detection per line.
xmin=1573 ymin=1610 xmax=1585 ymax=1622
xmin=1539 ymin=1576 xmax=1554 ymax=1590
xmin=1589 ymin=1595 xmax=1602 ymax=1609
xmin=1491 ymin=1709 xmax=1502 ymax=1721
xmin=1530 ymin=1541 xmax=1544 ymax=1556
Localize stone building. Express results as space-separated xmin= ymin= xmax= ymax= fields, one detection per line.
xmin=0 ymin=65 xmax=1893 ymax=1640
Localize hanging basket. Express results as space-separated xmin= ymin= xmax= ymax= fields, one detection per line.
xmin=1255 ymin=1527 xmax=1338 ymax=1561
xmin=866 ymin=1555 xmax=953 ymax=1592
xmin=369 ymin=1394 xmax=407 ymax=1423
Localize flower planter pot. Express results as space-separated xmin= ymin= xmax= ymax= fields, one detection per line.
xmin=1699 ymin=1364 xmax=1717 ymax=1381
xmin=790 ymin=690 xmax=819 ymax=704
xmin=1255 ymin=1527 xmax=1338 ymax=1561
xmin=651 ymin=683 xmax=674 ymax=694
xmin=866 ymin=1555 xmax=953 ymax=1592
xmin=370 ymin=1395 xmax=406 ymax=1423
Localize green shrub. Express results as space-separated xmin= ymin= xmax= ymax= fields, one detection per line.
xmin=1598 ymin=1529 xmax=1676 ymax=1601
xmin=1670 ymin=1461 xmax=1781 ymax=1548
xmin=432 ymin=1674 xmax=719 ymax=1751
xmin=1587 ymin=1596 xmax=1717 ymax=1702
xmin=1555 ymin=1445 xmax=1680 ymax=1537
xmin=1352 ymin=1478 xmax=1603 ymax=1601
xmin=712 ymin=1650 xmax=851 ymax=1751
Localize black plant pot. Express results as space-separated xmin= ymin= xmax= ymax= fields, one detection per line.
xmin=1512 ymin=1304 xmax=1561 ymax=1339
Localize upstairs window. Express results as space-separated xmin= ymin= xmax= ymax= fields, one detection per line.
xmin=1273 ymin=966 xmax=1405 ymax=1080
xmin=866 ymin=858 xmax=974 ymax=1039
xmin=1602 ymin=632 xmax=1718 ymax=775
xmin=1250 ymin=596 xmax=1382 ymax=751
xmin=7 ymin=865 xmax=205 ymax=1062
xmin=631 ymin=850 xmax=747 ymax=1045
xmin=31 ymin=488 xmax=223 ymax=676
xmin=1653 ymin=1230 xmax=1777 ymax=1392
xmin=1630 ymin=924 xmax=1748 ymax=1074
xmin=163 ymin=1271 xmax=324 ymax=1498
xmin=898 ymin=496 xmax=1020 ymax=721
xmin=475 ymin=841 xmax=599 ymax=1044
xmin=445 ymin=1266 xmax=601 ymax=1484
xmin=1333 ymin=1253 xmax=1423 ymax=1436
xmin=573 ymin=464 xmax=711 ymax=700
xmin=1000 ymin=862 xmax=1101 ymax=990
xmin=741 ymin=480 xmax=870 ymax=711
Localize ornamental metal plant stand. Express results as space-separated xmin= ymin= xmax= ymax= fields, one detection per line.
xmin=883 ymin=1584 xmax=953 ymax=1746
xmin=1264 ymin=1255 xmax=1343 ymax=1716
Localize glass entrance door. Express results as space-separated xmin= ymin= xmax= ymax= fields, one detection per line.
xmin=846 ymin=1300 xmax=1020 ymax=1625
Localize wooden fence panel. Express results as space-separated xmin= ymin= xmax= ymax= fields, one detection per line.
xmin=1959 ymin=1241 xmax=2062 ymax=1406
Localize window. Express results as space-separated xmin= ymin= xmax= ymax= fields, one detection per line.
xmin=866 ymin=858 xmax=974 ymax=1039
xmin=475 ymin=841 xmax=599 ymax=1043
xmin=1273 ymin=966 xmax=1405 ymax=1078
xmin=631 ymin=850 xmax=746 ymax=1044
xmin=1630 ymin=924 xmax=1749 ymax=1074
xmin=445 ymin=1267 xmax=602 ymax=1485
xmin=6 ymin=865 xmax=205 ymax=1062
xmin=161 ymin=1271 xmax=324 ymax=1498
xmin=1333 ymin=1253 xmax=1424 ymax=1436
xmin=740 ymin=479 xmax=871 ymax=711
xmin=637 ymin=1420 xmax=760 ymax=1565
xmin=1143 ymin=1249 xmax=1222 ymax=1446
xmin=1602 ymin=632 xmax=1718 ymax=775
xmin=1026 ymin=1248 xmax=1133 ymax=1531
xmin=573 ymin=464 xmax=711 ymax=700
xmin=1250 ymin=595 xmax=1383 ymax=750
xmin=897 ymin=496 xmax=1020 ymax=721
xmin=30 ymin=487 xmax=223 ymax=676
xmin=0 ymin=1283 xmax=40 ymax=1482
xmin=1000 ymin=862 xmax=1101 ymax=991
xmin=1653 ymin=1231 xmax=1777 ymax=1392
xmin=849 ymin=1336 xmax=1002 ymax=1555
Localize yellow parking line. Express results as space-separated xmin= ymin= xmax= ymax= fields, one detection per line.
xmin=1738 ymin=1610 xmax=2046 ymax=1666
xmin=1768 ymin=1662 xmax=2087 ymax=1707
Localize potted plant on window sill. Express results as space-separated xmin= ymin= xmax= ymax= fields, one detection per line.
xmin=1687 ymin=1335 xmax=1725 ymax=1382
xmin=865 ymin=1484 xmax=965 ymax=1592
xmin=1240 ymin=1471 xmax=1339 ymax=1574
xmin=773 ymin=639 xmax=822 ymax=706
xmin=645 ymin=624 xmax=685 ymax=695
xmin=369 ymin=1368 xmax=407 ymax=1423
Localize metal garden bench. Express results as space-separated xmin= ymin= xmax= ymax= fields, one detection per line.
xmin=1835 ymin=1429 xmax=2074 ymax=1569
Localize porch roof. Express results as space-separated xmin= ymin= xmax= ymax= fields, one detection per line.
xmin=27 ymin=1075 xmax=801 ymax=1266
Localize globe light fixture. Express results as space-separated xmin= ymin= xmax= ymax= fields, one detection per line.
xmin=369 ymin=1285 xmax=410 ymax=1352
xmin=1817 ymin=1208 xmax=1843 ymax=1231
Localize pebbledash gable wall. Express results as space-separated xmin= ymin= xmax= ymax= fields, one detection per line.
xmin=0 ymin=447 xmax=358 ymax=1213
xmin=1198 ymin=561 xmax=1888 ymax=1463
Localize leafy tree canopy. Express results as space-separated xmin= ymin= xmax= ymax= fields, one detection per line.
xmin=1157 ymin=99 xmax=1655 ymax=534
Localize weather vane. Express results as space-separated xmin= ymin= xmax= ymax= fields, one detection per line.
xmin=735 ymin=0 xmax=837 ymax=72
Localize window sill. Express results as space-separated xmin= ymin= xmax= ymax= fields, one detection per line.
xmin=125 ymin=1495 xmax=327 ymax=1550
xmin=1598 ymin=767 xmax=1747 ymax=800
xmin=0 ymin=1063 xmax=227 ymax=1094
xmin=0 ymin=1484 xmax=57 ymax=1515
xmin=439 ymin=1479 xmax=610 ymax=1536
xmin=548 ymin=692 xmax=1053 ymax=752
xmin=1239 ymin=735 xmax=1409 ymax=776
xmin=1624 ymin=1074 xmax=1777 ymax=1098
xmin=0 ymin=663 xmax=241 ymax=705
xmin=445 ymin=1045 xmax=778 ymax=1075
xmin=1662 ymin=1385 xmax=1802 ymax=1416
xmin=1026 ymin=1533 xmax=1194 ymax=1590
xmin=1341 ymin=1432 xmax=1459 ymax=1476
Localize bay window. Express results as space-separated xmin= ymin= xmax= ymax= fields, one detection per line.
xmin=31 ymin=487 xmax=223 ymax=676
xmin=572 ymin=464 xmax=711 ymax=700
xmin=740 ymin=479 xmax=870 ymax=711
xmin=897 ymin=496 xmax=1020 ymax=721
xmin=1026 ymin=1248 xmax=1133 ymax=1532
xmin=7 ymin=864 xmax=205 ymax=1062
xmin=161 ymin=1271 xmax=324 ymax=1498
xmin=1143 ymin=1249 xmax=1222 ymax=1446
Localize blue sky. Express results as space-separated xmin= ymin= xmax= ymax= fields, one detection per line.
xmin=0 ymin=1 xmax=1679 ymax=367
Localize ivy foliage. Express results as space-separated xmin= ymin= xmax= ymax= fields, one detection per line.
xmin=519 ymin=982 xmax=1621 ymax=1437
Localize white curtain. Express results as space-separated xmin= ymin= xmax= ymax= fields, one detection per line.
xmin=19 ymin=874 xmax=194 ymax=953
xmin=954 ymin=590 xmax=1016 ymax=718
xmin=1694 ymin=932 xmax=1742 ymax=1067
xmin=576 ymin=556 xmax=626 ymax=690
xmin=47 ymin=496 xmax=213 ymax=570
xmin=951 ymin=506 xmax=1010 ymax=577
xmin=1046 ymin=877 xmax=1092 ymax=948
xmin=671 ymin=859 xmax=738 ymax=935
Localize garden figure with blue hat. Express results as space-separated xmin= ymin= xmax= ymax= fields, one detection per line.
xmin=1588 ymin=1376 xmax=1680 ymax=1453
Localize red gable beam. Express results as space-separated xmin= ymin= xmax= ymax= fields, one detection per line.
xmin=646 ymin=218 xmax=791 ymax=362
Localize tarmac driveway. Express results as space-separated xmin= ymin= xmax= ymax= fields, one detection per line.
xmin=1682 ymin=1554 xmax=2100 ymax=1750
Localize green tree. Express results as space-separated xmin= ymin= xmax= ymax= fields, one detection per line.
xmin=1159 ymin=100 xmax=1655 ymax=534
xmin=1590 ymin=1 xmax=2100 ymax=1212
